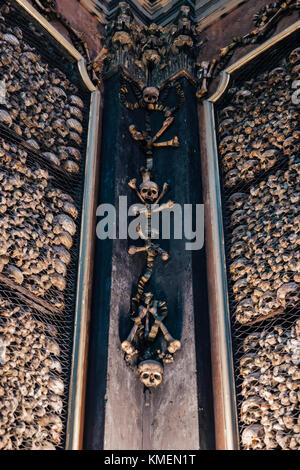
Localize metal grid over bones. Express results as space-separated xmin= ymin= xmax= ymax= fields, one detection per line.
xmin=215 ymin=39 xmax=300 ymax=450
xmin=0 ymin=1 xmax=90 ymax=449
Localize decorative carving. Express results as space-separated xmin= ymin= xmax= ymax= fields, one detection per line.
xmin=120 ymin=55 xmax=185 ymax=386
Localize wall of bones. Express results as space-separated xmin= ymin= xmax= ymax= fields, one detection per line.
xmin=216 ymin=45 xmax=300 ymax=450
xmin=0 ymin=1 xmax=90 ymax=449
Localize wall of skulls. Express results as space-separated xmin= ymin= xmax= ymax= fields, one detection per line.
xmin=0 ymin=3 xmax=87 ymax=450
xmin=0 ymin=137 xmax=78 ymax=309
xmin=240 ymin=320 xmax=300 ymax=450
xmin=0 ymin=295 xmax=64 ymax=450
xmin=217 ymin=47 xmax=300 ymax=449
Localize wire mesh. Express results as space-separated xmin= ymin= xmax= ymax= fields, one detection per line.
xmin=0 ymin=0 xmax=91 ymax=449
xmin=215 ymin=39 xmax=300 ymax=450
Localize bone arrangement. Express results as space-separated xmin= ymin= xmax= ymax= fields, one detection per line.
xmin=217 ymin=47 xmax=300 ymax=450
xmin=120 ymin=75 xmax=184 ymax=388
xmin=0 ymin=2 xmax=86 ymax=450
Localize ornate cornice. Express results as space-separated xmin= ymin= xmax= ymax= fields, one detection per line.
xmin=196 ymin=0 xmax=300 ymax=98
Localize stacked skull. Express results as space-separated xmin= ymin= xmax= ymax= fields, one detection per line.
xmin=217 ymin=49 xmax=300 ymax=324
xmin=0 ymin=137 xmax=78 ymax=309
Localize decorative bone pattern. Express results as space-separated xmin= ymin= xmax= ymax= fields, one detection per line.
xmin=217 ymin=46 xmax=300 ymax=450
xmin=218 ymin=58 xmax=299 ymax=189
xmin=229 ymin=162 xmax=299 ymax=324
xmin=0 ymin=3 xmax=87 ymax=450
xmin=0 ymin=8 xmax=84 ymax=174
xmin=0 ymin=295 xmax=64 ymax=450
xmin=218 ymin=49 xmax=300 ymax=325
xmin=0 ymin=137 xmax=78 ymax=309
xmin=240 ymin=320 xmax=300 ymax=450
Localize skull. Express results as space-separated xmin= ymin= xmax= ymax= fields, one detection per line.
xmin=236 ymin=298 xmax=255 ymax=324
xmin=143 ymin=87 xmax=159 ymax=106
xmin=228 ymin=192 xmax=248 ymax=211
xmin=240 ymin=159 xmax=259 ymax=181
xmin=230 ymin=210 xmax=246 ymax=227
xmin=230 ymin=258 xmax=249 ymax=281
xmin=140 ymin=181 xmax=159 ymax=203
xmin=218 ymin=118 xmax=234 ymax=136
xmin=223 ymin=152 xmax=238 ymax=171
xmin=242 ymin=424 xmax=265 ymax=450
xmin=243 ymin=332 xmax=261 ymax=353
xmin=259 ymin=149 xmax=278 ymax=171
xmin=233 ymin=89 xmax=252 ymax=105
xmin=225 ymin=168 xmax=240 ymax=187
xmin=241 ymin=396 xmax=265 ymax=425
xmin=219 ymin=135 xmax=235 ymax=155
xmin=283 ymin=135 xmax=299 ymax=156
xmin=232 ymin=278 xmax=251 ymax=301
xmin=268 ymin=67 xmax=286 ymax=86
xmin=138 ymin=360 xmax=163 ymax=388
xmin=291 ymin=64 xmax=300 ymax=79
xmin=289 ymin=47 xmax=300 ymax=65
xmin=258 ymin=291 xmax=281 ymax=316
xmin=219 ymin=105 xmax=235 ymax=119
xmin=277 ymin=282 xmax=299 ymax=308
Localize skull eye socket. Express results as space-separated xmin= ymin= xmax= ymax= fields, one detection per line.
xmin=142 ymin=372 xmax=149 ymax=379
xmin=154 ymin=373 xmax=161 ymax=380
xmin=141 ymin=189 xmax=148 ymax=193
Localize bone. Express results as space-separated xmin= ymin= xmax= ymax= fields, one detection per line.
xmin=239 ymin=321 xmax=300 ymax=450
xmin=0 ymin=296 xmax=64 ymax=449
xmin=227 ymin=166 xmax=299 ymax=324
xmin=219 ymin=59 xmax=299 ymax=188
xmin=0 ymin=137 xmax=78 ymax=308
xmin=0 ymin=24 xmax=85 ymax=173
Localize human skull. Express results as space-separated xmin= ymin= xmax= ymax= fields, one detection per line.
xmin=233 ymin=89 xmax=252 ymax=105
xmin=225 ymin=168 xmax=240 ymax=187
xmin=277 ymin=282 xmax=299 ymax=308
xmin=283 ymin=136 xmax=299 ymax=156
xmin=241 ymin=396 xmax=265 ymax=425
xmin=139 ymin=181 xmax=159 ymax=203
xmin=242 ymin=424 xmax=265 ymax=450
xmin=138 ymin=360 xmax=163 ymax=388
xmin=218 ymin=118 xmax=234 ymax=136
xmin=230 ymin=258 xmax=249 ymax=281
xmin=228 ymin=192 xmax=248 ymax=211
xmin=289 ymin=47 xmax=300 ymax=65
xmin=223 ymin=152 xmax=238 ymax=171
xmin=258 ymin=291 xmax=280 ymax=316
xmin=143 ymin=87 xmax=159 ymax=106
xmin=219 ymin=135 xmax=235 ymax=155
